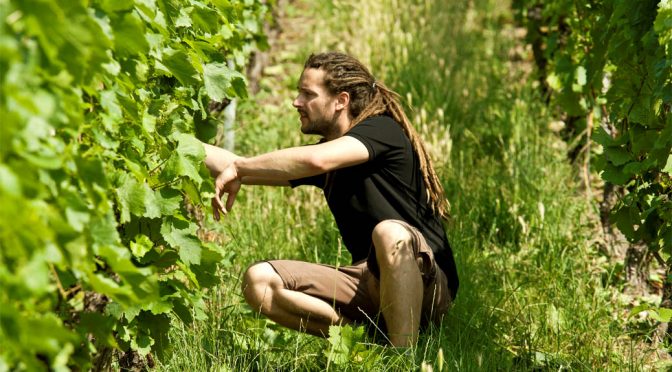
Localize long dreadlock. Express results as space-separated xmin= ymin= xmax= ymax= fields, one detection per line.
xmin=304 ymin=51 xmax=450 ymax=220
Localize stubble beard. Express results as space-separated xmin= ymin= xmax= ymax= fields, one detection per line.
xmin=301 ymin=113 xmax=338 ymax=139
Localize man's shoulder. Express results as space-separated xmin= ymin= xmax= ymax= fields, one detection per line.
xmin=348 ymin=115 xmax=402 ymax=137
xmin=359 ymin=115 xmax=398 ymax=127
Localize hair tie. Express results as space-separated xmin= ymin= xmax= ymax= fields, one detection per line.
xmin=372 ymin=81 xmax=377 ymax=89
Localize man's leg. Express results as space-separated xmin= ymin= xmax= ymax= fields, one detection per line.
xmin=372 ymin=220 xmax=423 ymax=347
xmin=241 ymin=262 xmax=351 ymax=337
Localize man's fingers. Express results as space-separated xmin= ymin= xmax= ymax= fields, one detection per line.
xmin=212 ymin=191 xmax=228 ymax=221
xmin=211 ymin=198 xmax=220 ymax=221
xmin=225 ymin=186 xmax=238 ymax=212
xmin=215 ymin=193 xmax=227 ymax=215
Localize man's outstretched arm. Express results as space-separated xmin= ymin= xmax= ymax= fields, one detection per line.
xmin=211 ymin=136 xmax=369 ymax=217
xmin=202 ymin=142 xmax=290 ymax=186
xmin=234 ymin=136 xmax=369 ymax=181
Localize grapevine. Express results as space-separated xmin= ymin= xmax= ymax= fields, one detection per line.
xmin=0 ymin=0 xmax=268 ymax=369
xmin=512 ymin=0 xmax=672 ymax=323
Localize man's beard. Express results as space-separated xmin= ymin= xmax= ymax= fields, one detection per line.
xmin=301 ymin=113 xmax=338 ymax=139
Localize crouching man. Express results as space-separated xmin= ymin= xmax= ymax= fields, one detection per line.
xmin=203 ymin=52 xmax=459 ymax=347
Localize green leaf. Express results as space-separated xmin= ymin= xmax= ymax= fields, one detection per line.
xmin=117 ymin=171 xmax=168 ymax=222
xmin=160 ymin=48 xmax=200 ymax=86
xmin=160 ymin=217 xmax=202 ymax=266
xmin=623 ymin=161 xmax=648 ymax=176
xmin=87 ymin=273 xmax=138 ymax=308
xmin=662 ymin=154 xmax=672 ymax=174
xmin=0 ymin=164 xmax=21 ymax=196
xmin=190 ymin=5 xmax=220 ymax=34
xmin=136 ymin=312 xmax=171 ymax=359
xmin=601 ymin=163 xmax=631 ymax=185
xmin=203 ymin=62 xmax=247 ymax=101
xmin=631 ymin=304 xmax=672 ymax=322
xmin=59 ymin=189 xmax=91 ymax=232
xmin=613 ymin=205 xmax=638 ymax=239
xmin=604 ymin=146 xmax=632 ymax=166
xmin=631 ymin=128 xmax=658 ymax=155
xmin=651 ymin=308 xmax=672 ymax=322
xmin=576 ymin=66 xmax=587 ymax=87
xmin=175 ymin=8 xmax=193 ymax=28
xmin=132 ymin=333 xmax=154 ymax=356
xmin=156 ymin=188 xmax=183 ymax=215
xmin=192 ymin=244 xmax=225 ymax=288
xmin=99 ymin=0 xmax=135 ymax=13
xmin=161 ymin=133 xmax=205 ymax=185
xmin=111 ymin=12 xmax=150 ymax=58
xmin=17 ymin=251 xmax=50 ymax=295
xmin=325 ymin=324 xmax=366 ymax=365
xmin=89 ymin=210 xmax=121 ymax=248
xmin=76 ymin=155 xmax=110 ymax=190
xmin=117 ymin=175 xmax=148 ymax=223
xmin=78 ymin=312 xmax=118 ymax=348
xmin=131 ymin=234 xmax=154 ymax=258
xmin=100 ymin=90 xmax=123 ymax=121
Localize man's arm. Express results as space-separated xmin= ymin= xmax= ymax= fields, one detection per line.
xmin=203 ymin=142 xmax=290 ymax=186
xmin=211 ymin=136 xmax=369 ymax=218
xmin=233 ymin=136 xmax=369 ymax=181
xmin=203 ymin=142 xmax=239 ymax=176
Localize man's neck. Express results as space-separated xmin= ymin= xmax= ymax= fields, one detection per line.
xmin=324 ymin=111 xmax=353 ymax=141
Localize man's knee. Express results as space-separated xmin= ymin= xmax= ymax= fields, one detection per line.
xmin=241 ymin=262 xmax=283 ymax=311
xmin=372 ymin=220 xmax=414 ymax=269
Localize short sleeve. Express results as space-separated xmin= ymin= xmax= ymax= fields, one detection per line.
xmin=288 ymin=140 xmax=328 ymax=188
xmin=289 ymin=173 xmax=327 ymax=189
xmin=344 ymin=116 xmax=406 ymax=161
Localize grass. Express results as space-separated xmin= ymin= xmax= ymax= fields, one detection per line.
xmin=158 ymin=0 xmax=663 ymax=370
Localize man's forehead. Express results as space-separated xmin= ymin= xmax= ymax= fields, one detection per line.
xmin=298 ymin=68 xmax=326 ymax=87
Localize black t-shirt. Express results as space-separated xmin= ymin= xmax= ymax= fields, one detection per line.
xmin=289 ymin=115 xmax=459 ymax=297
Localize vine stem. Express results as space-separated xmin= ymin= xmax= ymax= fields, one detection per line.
xmin=49 ymin=263 xmax=68 ymax=299
xmin=49 ymin=264 xmax=82 ymax=299
xmin=148 ymin=157 xmax=169 ymax=175
xmin=151 ymin=177 xmax=181 ymax=190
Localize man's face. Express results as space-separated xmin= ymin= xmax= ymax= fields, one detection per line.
xmin=293 ymin=68 xmax=339 ymax=138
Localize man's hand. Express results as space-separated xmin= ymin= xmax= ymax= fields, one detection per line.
xmin=203 ymin=142 xmax=240 ymax=176
xmin=212 ymin=164 xmax=242 ymax=221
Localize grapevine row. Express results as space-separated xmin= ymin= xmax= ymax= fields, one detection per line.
xmin=0 ymin=0 xmax=268 ymax=369
xmin=511 ymin=0 xmax=671 ymax=322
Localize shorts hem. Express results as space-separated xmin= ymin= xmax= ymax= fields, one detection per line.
xmin=265 ymin=260 xmax=294 ymax=290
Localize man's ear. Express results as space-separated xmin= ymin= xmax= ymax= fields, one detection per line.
xmin=335 ymin=91 xmax=350 ymax=112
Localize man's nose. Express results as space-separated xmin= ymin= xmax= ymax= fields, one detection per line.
xmin=292 ymin=97 xmax=301 ymax=108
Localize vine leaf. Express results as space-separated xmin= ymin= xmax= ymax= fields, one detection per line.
xmin=204 ymin=62 xmax=248 ymax=101
xmin=160 ymin=217 xmax=201 ymax=267
xmin=159 ymin=48 xmax=200 ymax=86
xmin=161 ymin=133 xmax=205 ymax=185
xmin=663 ymin=155 xmax=672 ymax=174
xmin=111 ymin=12 xmax=150 ymax=58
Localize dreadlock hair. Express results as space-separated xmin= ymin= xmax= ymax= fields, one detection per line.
xmin=304 ymin=51 xmax=450 ymax=220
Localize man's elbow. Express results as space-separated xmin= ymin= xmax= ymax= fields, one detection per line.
xmin=305 ymin=153 xmax=331 ymax=174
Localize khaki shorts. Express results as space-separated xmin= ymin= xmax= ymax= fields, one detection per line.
xmin=266 ymin=220 xmax=452 ymax=332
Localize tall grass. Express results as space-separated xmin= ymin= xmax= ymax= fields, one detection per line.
xmin=158 ymin=0 xmax=660 ymax=370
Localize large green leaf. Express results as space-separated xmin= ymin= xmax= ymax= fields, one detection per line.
xmin=161 ymin=133 xmax=205 ymax=185
xmin=112 ymin=11 xmax=150 ymax=58
xmin=203 ymin=62 xmax=248 ymax=101
xmin=116 ymin=174 xmax=163 ymax=223
xmin=160 ymin=48 xmax=200 ymax=86
xmin=160 ymin=217 xmax=202 ymax=267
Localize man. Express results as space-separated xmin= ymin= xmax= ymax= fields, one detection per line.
xmin=203 ymin=52 xmax=458 ymax=347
